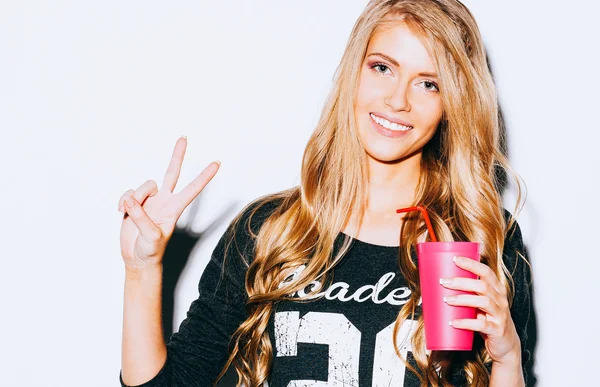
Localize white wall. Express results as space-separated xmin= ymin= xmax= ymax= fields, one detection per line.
xmin=2 ymin=1 xmax=598 ymax=386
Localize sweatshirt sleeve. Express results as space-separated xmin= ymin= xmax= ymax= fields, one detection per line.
xmin=119 ymin=198 xmax=280 ymax=387
xmin=502 ymin=209 xmax=534 ymax=386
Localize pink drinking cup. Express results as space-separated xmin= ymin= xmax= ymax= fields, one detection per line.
xmin=417 ymin=241 xmax=480 ymax=351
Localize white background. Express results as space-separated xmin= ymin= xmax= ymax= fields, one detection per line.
xmin=2 ymin=1 xmax=599 ymax=386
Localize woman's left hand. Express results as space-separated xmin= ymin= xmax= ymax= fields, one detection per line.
xmin=440 ymin=256 xmax=521 ymax=365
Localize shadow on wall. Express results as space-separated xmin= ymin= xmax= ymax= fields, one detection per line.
xmin=491 ymin=52 xmax=539 ymax=386
xmin=160 ymin=195 xmax=240 ymax=386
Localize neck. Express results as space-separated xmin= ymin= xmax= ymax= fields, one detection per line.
xmin=365 ymin=153 xmax=422 ymax=215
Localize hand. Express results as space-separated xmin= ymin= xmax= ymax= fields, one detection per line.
xmin=118 ymin=137 xmax=220 ymax=270
xmin=440 ymin=256 xmax=521 ymax=365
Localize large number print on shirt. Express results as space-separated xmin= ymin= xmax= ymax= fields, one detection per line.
xmin=273 ymin=264 xmax=418 ymax=386
xmin=274 ymin=312 xmax=417 ymax=386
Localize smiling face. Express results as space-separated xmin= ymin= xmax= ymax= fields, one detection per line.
xmin=354 ymin=21 xmax=443 ymax=164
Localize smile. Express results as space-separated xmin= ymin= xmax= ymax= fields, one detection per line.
xmin=370 ymin=113 xmax=413 ymax=131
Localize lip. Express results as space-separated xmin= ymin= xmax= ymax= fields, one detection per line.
xmin=370 ymin=113 xmax=413 ymax=138
xmin=371 ymin=112 xmax=413 ymax=128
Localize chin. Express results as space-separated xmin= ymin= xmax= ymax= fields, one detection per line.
xmin=359 ymin=132 xmax=413 ymax=162
xmin=364 ymin=146 xmax=416 ymax=164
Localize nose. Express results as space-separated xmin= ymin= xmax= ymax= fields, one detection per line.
xmin=384 ymin=82 xmax=411 ymax=112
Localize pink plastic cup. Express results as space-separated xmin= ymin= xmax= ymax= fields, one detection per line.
xmin=417 ymin=241 xmax=480 ymax=351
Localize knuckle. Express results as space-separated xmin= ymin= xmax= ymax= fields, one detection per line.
xmin=480 ymin=282 xmax=489 ymax=294
xmin=484 ymin=297 xmax=493 ymax=309
xmin=131 ymin=197 xmax=143 ymax=210
xmin=120 ymin=190 xmax=134 ymax=201
xmin=144 ymin=179 xmax=157 ymax=190
xmin=121 ymin=194 xmax=133 ymax=207
xmin=146 ymin=227 xmax=163 ymax=241
xmin=128 ymin=202 xmax=139 ymax=215
xmin=485 ymin=320 xmax=494 ymax=331
xmin=135 ymin=181 xmax=157 ymax=200
xmin=483 ymin=265 xmax=494 ymax=276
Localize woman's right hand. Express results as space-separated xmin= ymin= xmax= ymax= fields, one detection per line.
xmin=118 ymin=137 xmax=220 ymax=270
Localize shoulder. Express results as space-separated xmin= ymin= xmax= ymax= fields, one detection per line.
xmin=230 ymin=191 xmax=289 ymax=239
xmin=219 ymin=189 xmax=292 ymax=261
xmin=501 ymin=208 xmax=525 ymax=252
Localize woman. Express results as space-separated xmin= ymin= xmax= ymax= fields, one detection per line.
xmin=119 ymin=0 xmax=533 ymax=386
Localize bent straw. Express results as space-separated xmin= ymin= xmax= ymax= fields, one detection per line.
xmin=396 ymin=205 xmax=438 ymax=242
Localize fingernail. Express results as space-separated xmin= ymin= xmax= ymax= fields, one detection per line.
xmin=443 ymin=296 xmax=456 ymax=303
xmin=215 ymin=160 xmax=222 ymax=166
xmin=440 ymin=278 xmax=451 ymax=286
xmin=453 ymin=256 xmax=459 ymax=263
xmin=124 ymin=196 xmax=134 ymax=208
xmin=448 ymin=320 xmax=455 ymax=326
xmin=181 ymin=135 xmax=187 ymax=139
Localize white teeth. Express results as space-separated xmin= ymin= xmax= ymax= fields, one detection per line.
xmin=370 ymin=113 xmax=412 ymax=131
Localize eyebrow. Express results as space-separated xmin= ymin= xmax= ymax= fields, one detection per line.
xmin=367 ymin=52 xmax=438 ymax=78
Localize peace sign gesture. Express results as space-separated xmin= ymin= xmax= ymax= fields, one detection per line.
xmin=118 ymin=137 xmax=220 ymax=271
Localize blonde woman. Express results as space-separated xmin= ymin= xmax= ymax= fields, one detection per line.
xmin=119 ymin=0 xmax=533 ymax=386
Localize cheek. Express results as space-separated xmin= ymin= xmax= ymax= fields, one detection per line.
xmin=414 ymin=99 xmax=443 ymax=125
xmin=356 ymin=73 xmax=386 ymax=108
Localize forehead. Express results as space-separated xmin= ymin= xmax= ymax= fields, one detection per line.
xmin=366 ymin=22 xmax=436 ymax=73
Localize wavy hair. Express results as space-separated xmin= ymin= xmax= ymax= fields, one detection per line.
xmin=216 ymin=1 xmax=527 ymax=386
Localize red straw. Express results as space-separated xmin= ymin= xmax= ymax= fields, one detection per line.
xmin=396 ymin=205 xmax=438 ymax=242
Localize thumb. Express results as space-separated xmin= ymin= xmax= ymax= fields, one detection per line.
xmin=123 ymin=196 xmax=162 ymax=241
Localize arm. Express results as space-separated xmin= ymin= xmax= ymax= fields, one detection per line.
xmin=121 ymin=264 xmax=168 ymax=386
xmin=445 ymin=210 xmax=533 ymax=386
xmin=489 ymin=352 xmax=524 ymax=387
xmin=119 ymin=230 xmax=248 ymax=387
xmin=121 ymin=239 xmax=249 ymax=386
xmin=503 ymin=211 xmax=535 ymax=386
xmin=120 ymin=199 xmax=279 ymax=386
xmin=490 ymin=211 xmax=533 ymax=386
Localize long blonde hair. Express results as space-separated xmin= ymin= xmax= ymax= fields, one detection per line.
xmin=216 ymin=1 xmax=527 ymax=385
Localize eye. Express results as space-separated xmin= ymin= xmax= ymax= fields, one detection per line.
xmin=371 ymin=62 xmax=392 ymax=75
xmin=419 ymin=80 xmax=439 ymax=92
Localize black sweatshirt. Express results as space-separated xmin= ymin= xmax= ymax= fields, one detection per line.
xmin=120 ymin=199 xmax=533 ymax=386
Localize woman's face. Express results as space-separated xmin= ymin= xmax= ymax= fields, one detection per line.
xmin=354 ymin=21 xmax=443 ymax=164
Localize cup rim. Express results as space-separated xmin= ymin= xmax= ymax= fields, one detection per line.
xmin=416 ymin=241 xmax=479 ymax=245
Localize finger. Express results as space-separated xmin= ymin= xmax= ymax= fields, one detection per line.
xmin=449 ymin=318 xmax=497 ymax=336
xmin=175 ymin=161 xmax=221 ymax=212
xmin=453 ymin=255 xmax=505 ymax=295
xmin=444 ymin=294 xmax=501 ymax=316
xmin=133 ymin=180 xmax=159 ymax=204
xmin=123 ymin=195 xmax=162 ymax=241
xmin=453 ymin=256 xmax=497 ymax=283
xmin=118 ymin=189 xmax=135 ymax=212
xmin=440 ymin=277 xmax=489 ymax=295
xmin=161 ymin=137 xmax=187 ymax=193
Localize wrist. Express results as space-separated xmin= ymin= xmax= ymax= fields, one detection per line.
xmin=125 ymin=263 xmax=163 ymax=281
xmin=493 ymin=347 xmax=522 ymax=368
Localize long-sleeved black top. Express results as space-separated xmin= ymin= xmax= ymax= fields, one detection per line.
xmin=120 ymin=198 xmax=533 ymax=386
